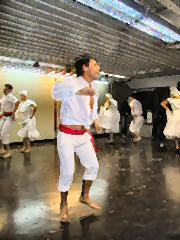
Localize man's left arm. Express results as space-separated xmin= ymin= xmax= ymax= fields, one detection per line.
xmin=92 ymin=88 xmax=101 ymax=133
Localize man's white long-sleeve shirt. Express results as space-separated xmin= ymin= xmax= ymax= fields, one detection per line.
xmin=52 ymin=76 xmax=99 ymax=128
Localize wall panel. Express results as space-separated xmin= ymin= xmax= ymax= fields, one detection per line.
xmin=0 ymin=71 xmax=55 ymax=143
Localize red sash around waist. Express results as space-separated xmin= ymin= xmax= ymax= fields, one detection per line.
xmin=59 ymin=124 xmax=87 ymax=135
xmin=3 ymin=112 xmax=13 ymax=117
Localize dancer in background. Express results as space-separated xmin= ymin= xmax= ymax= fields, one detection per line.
xmin=161 ymin=86 xmax=180 ymax=153
xmin=0 ymin=84 xmax=19 ymax=158
xmin=52 ymin=55 xmax=101 ymax=222
xmin=177 ymin=81 xmax=180 ymax=91
xmin=128 ymin=96 xmax=144 ymax=142
xmin=98 ymin=93 xmax=120 ymax=143
xmin=15 ymin=90 xmax=40 ymax=153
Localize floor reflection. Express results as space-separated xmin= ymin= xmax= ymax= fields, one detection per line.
xmin=0 ymin=139 xmax=180 ymax=239
xmin=163 ymin=166 xmax=180 ymax=203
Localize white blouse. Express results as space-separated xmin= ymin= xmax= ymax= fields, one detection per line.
xmin=130 ymin=99 xmax=143 ymax=116
xmin=16 ymin=99 xmax=37 ymax=122
xmin=0 ymin=93 xmax=18 ymax=112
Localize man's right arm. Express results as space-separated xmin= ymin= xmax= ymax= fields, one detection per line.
xmin=52 ymin=77 xmax=83 ymax=103
xmin=52 ymin=78 xmax=96 ymax=103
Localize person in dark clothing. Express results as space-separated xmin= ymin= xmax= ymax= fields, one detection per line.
xmin=120 ymin=101 xmax=131 ymax=135
xmin=157 ymin=105 xmax=167 ymax=148
xmin=152 ymin=88 xmax=170 ymax=149
xmin=177 ymin=81 xmax=180 ymax=91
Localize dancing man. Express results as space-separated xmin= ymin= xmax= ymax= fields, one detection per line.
xmin=0 ymin=84 xmax=19 ymax=158
xmin=15 ymin=90 xmax=41 ymax=153
xmin=99 ymin=93 xmax=120 ymax=143
xmin=128 ymin=96 xmax=144 ymax=142
xmin=52 ymin=55 xmax=101 ymax=222
xmin=161 ymin=86 xmax=180 ymax=153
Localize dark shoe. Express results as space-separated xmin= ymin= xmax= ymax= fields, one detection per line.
xmin=175 ymin=149 xmax=180 ymax=154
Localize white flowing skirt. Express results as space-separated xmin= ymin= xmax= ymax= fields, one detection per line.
xmin=17 ymin=117 xmax=41 ymax=140
xmin=98 ymin=109 xmax=120 ymax=133
xmin=129 ymin=116 xmax=144 ymax=134
xmin=164 ymin=110 xmax=180 ymax=139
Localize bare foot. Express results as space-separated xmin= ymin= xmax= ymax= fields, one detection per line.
xmin=0 ymin=149 xmax=7 ymax=155
xmin=19 ymin=147 xmax=26 ymax=153
xmin=3 ymin=151 xmax=12 ymax=158
xmin=79 ymin=195 xmax=101 ymax=210
xmin=24 ymin=148 xmax=31 ymax=153
xmin=133 ymin=136 xmax=141 ymax=143
xmin=60 ymin=204 xmax=70 ymax=223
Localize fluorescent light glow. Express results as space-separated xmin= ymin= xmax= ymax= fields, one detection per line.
xmin=0 ymin=56 xmax=62 ymax=68
xmin=1 ymin=66 xmax=45 ymax=76
xmin=100 ymin=71 xmax=126 ymax=78
xmin=108 ymin=73 xmax=126 ymax=78
xmin=94 ymin=80 xmax=109 ymax=85
xmin=76 ymin=0 xmax=180 ymax=43
xmin=39 ymin=62 xmax=63 ymax=68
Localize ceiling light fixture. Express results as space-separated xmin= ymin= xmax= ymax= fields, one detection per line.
xmin=76 ymin=0 xmax=180 ymax=43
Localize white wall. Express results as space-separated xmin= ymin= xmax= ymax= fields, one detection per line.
xmin=128 ymin=75 xmax=180 ymax=89
xmin=0 ymin=71 xmax=55 ymax=143
xmin=0 ymin=72 xmax=109 ymax=143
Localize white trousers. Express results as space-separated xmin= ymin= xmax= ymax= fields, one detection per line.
xmin=129 ymin=116 xmax=144 ymax=135
xmin=0 ymin=117 xmax=13 ymax=145
xmin=57 ymin=131 xmax=99 ymax=192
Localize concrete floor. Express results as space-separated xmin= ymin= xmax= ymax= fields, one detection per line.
xmin=0 ymin=137 xmax=180 ymax=240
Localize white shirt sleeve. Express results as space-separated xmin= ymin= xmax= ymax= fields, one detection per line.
xmin=133 ymin=100 xmax=142 ymax=116
xmin=52 ymin=77 xmax=83 ymax=103
xmin=8 ymin=94 xmax=18 ymax=104
xmin=91 ymin=85 xmax=99 ymax=122
xmin=28 ymin=100 xmax=37 ymax=108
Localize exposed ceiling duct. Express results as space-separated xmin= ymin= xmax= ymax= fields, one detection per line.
xmin=0 ymin=0 xmax=179 ymax=79
xmin=132 ymin=0 xmax=180 ymax=28
xmin=77 ymin=0 xmax=180 ymax=43
xmin=156 ymin=0 xmax=180 ymax=15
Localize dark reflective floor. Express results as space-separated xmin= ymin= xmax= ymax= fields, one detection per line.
xmin=0 ymin=137 xmax=180 ymax=240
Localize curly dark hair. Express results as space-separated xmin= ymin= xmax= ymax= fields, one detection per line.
xmin=4 ymin=84 xmax=13 ymax=90
xmin=74 ymin=54 xmax=96 ymax=77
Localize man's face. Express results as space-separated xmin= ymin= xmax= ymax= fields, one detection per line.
xmin=83 ymin=59 xmax=100 ymax=81
xmin=3 ymin=87 xmax=12 ymax=95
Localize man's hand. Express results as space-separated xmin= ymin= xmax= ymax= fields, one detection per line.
xmin=76 ymin=87 xmax=96 ymax=97
xmin=94 ymin=119 xmax=102 ymax=134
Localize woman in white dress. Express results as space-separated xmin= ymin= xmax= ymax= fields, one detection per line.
xmin=98 ymin=93 xmax=120 ymax=143
xmin=128 ymin=96 xmax=144 ymax=142
xmin=15 ymin=90 xmax=41 ymax=153
xmin=161 ymin=86 xmax=180 ymax=153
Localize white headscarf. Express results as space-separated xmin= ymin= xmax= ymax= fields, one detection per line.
xmin=105 ymin=93 xmax=118 ymax=106
xmin=19 ymin=90 xmax=28 ymax=97
xmin=170 ymin=86 xmax=180 ymax=97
